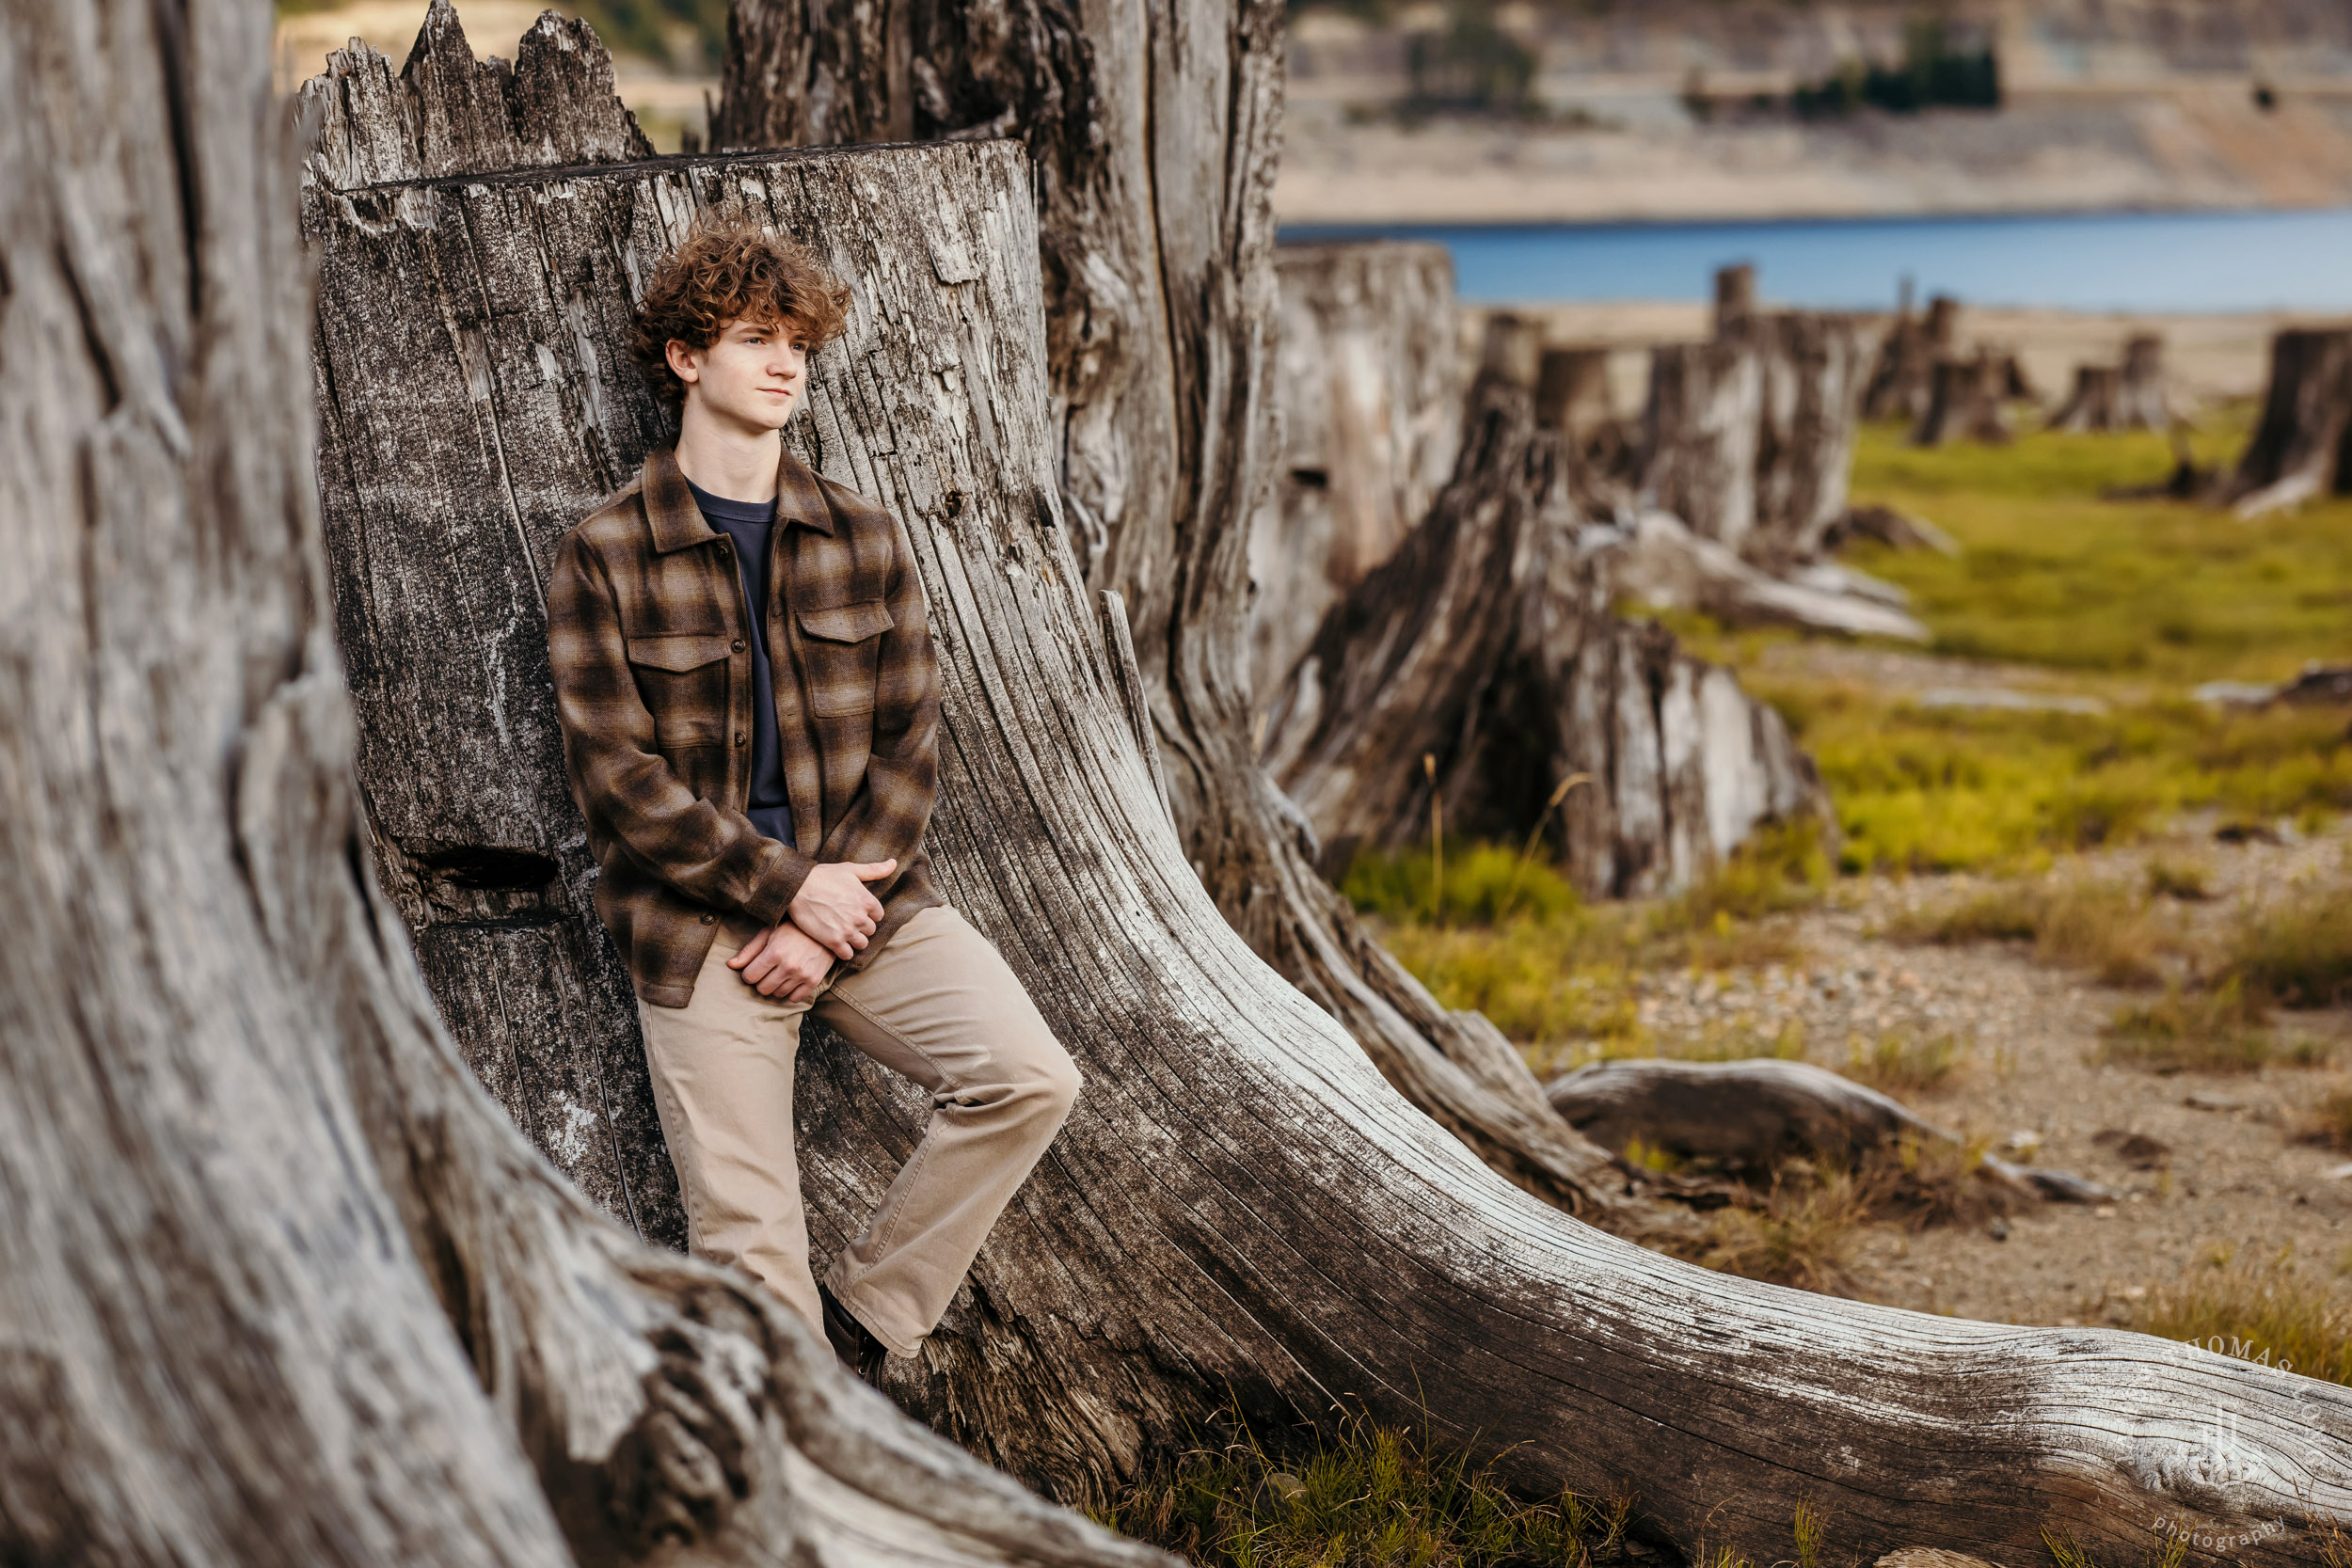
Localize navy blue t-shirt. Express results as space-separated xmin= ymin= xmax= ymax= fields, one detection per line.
xmin=686 ymin=478 xmax=793 ymax=846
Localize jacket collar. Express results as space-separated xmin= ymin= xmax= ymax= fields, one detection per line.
xmin=644 ymin=440 xmax=836 ymax=554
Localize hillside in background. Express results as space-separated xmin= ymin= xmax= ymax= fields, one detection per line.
xmin=1283 ymin=0 xmax=2352 ymax=222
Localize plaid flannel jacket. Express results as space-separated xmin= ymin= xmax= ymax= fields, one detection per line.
xmin=546 ymin=442 xmax=943 ymax=1007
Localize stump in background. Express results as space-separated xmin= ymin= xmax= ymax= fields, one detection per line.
xmin=1642 ymin=266 xmax=1875 ymax=563
xmin=2221 ymin=325 xmax=2352 ymax=516
xmin=1249 ymin=242 xmax=1463 ymax=699
xmin=1863 ymin=292 xmax=1959 ymax=422
xmin=2047 ymin=333 xmax=2171 ymax=433
xmin=1913 ymin=351 xmax=2013 ymax=446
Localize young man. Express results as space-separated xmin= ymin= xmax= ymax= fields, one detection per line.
xmin=545 ymin=222 xmax=1080 ymax=1380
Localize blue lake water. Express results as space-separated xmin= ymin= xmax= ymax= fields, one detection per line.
xmin=1279 ymin=208 xmax=2352 ymax=313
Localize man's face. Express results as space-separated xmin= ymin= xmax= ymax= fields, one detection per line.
xmin=667 ymin=316 xmax=811 ymax=433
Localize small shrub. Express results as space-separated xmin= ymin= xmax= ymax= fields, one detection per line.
xmin=2144 ymin=856 xmax=2214 ymax=901
xmin=2130 ymin=1252 xmax=2352 ymax=1386
xmin=1854 ymin=1132 xmax=2022 ymax=1232
xmin=1689 ymin=1166 xmax=1870 ymax=1295
xmin=2294 ymin=1085 xmax=2352 ymax=1148
xmin=2100 ymin=979 xmax=2274 ymax=1074
xmin=1842 ymin=1031 xmax=1964 ymax=1094
xmin=2223 ymin=892 xmax=2352 ymax=1008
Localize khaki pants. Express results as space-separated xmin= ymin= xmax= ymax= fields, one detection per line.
xmin=636 ymin=904 xmax=1079 ymax=1357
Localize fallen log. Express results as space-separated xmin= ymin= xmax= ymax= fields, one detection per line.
xmin=2221 ymin=326 xmax=2352 ymax=517
xmin=1248 ymin=241 xmax=1464 ymax=700
xmin=1547 ymin=1058 xmax=2119 ymax=1205
xmin=1599 ymin=512 xmax=1931 ymax=643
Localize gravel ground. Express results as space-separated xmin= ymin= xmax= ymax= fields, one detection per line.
xmin=1633 ymin=824 xmax=2352 ymax=1328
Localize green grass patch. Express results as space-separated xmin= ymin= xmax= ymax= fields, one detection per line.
xmin=1344 ymin=822 xmax=1828 ymax=1065
xmin=1762 ymin=683 xmax=2352 ymax=876
xmin=1848 ymin=415 xmax=2352 ymax=683
xmin=1841 ymin=1030 xmax=1964 ymax=1094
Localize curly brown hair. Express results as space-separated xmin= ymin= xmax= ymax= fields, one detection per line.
xmin=628 ymin=221 xmax=851 ymax=415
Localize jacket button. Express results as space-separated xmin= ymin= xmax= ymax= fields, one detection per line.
xmin=735 ymin=731 xmax=747 ymax=747
xmin=699 ymin=911 xmax=715 ymax=925
xmin=731 ymin=638 xmax=745 ymax=653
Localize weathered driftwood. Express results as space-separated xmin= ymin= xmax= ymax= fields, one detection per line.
xmin=1823 ymin=502 xmax=1962 ymax=556
xmin=2222 ymin=326 xmax=2352 ymax=517
xmin=1264 ymin=377 xmax=1835 ymax=898
xmin=0 ymin=2 xmax=1177 ymax=1563
xmin=1248 ymin=241 xmax=1463 ymax=698
xmin=1547 ymin=1059 xmax=2118 ymax=1205
xmin=1601 ymin=512 xmax=1931 ymax=643
xmin=2047 ymin=335 xmax=2171 ymax=434
xmin=712 ymin=0 xmax=1704 ymax=1234
xmin=1863 ymin=292 xmax=1960 ymax=422
xmin=1913 ymin=352 xmax=2013 ymax=446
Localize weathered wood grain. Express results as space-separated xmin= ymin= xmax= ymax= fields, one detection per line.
xmin=1248 ymin=241 xmax=1463 ymax=699
xmin=0 ymin=0 xmax=1182 ymax=1560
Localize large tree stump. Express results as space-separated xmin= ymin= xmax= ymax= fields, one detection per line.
xmin=0 ymin=0 xmax=1177 ymax=1562
xmin=1248 ymin=241 xmax=1463 ymax=699
xmin=1264 ymin=375 xmax=1834 ymax=899
xmin=2222 ymin=326 xmax=2352 ymax=517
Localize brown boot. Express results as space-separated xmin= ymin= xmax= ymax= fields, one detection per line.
xmin=816 ymin=1282 xmax=889 ymax=1384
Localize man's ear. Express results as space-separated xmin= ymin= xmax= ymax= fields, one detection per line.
xmin=664 ymin=338 xmax=701 ymax=386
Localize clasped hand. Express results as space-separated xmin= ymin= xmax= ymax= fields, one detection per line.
xmin=725 ymin=858 xmax=897 ymax=1002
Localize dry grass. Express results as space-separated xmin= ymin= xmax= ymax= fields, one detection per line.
xmin=1687 ymin=1165 xmax=1872 ymax=1296
xmin=1840 ymin=1030 xmax=1964 ymax=1095
xmin=1094 ymin=1403 xmax=1631 ymax=1567
xmin=2143 ymin=855 xmax=2215 ymax=902
xmin=2128 ymin=1247 xmax=2352 ymax=1387
xmin=1346 ymin=819 xmax=1828 ymax=1062
xmin=2223 ymin=890 xmax=2352 ymax=1009
xmin=2293 ymin=1085 xmax=2352 ymax=1150
xmin=1684 ymin=1132 xmax=2019 ymax=1295
xmin=1892 ymin=877 xmax=2169 ymax=988
xmin=2099 ymin=979 xmax=2283 ymax=1075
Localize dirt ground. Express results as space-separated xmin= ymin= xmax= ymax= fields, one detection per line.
xmin=1631 ymin=823 xmax=2352 ymax=1328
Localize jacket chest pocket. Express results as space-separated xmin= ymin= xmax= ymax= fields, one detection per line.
xmin=625 ymin=631 xmax=733 ymax=748
xmin=795 ymin=600 xmax=893 ymax=717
